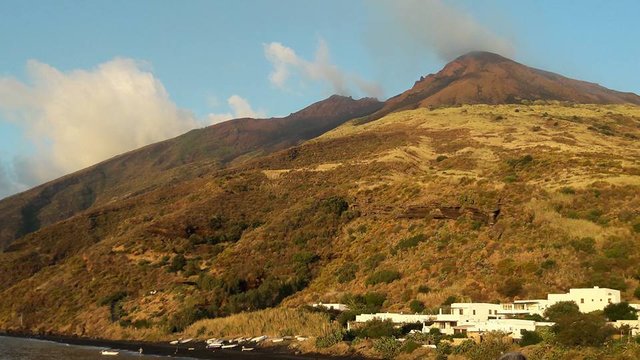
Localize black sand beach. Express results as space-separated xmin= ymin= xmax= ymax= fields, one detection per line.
xmin=0 ymin=331 xmax=363 ymax=359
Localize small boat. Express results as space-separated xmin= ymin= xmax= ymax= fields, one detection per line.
xmin=100 ymin=350 xmax=119 ymax=356
xmin=206 ymin=338 xmax=221 ymax=344
xmin=179 ymin=338 xmax=193 ymax=344
xmin=251 ymin=335 xmax=267 ymax=342
xmin=295 ymin=336 xmax=308 ymax=341
xmin=188 ymin=347 xmax=195 ymax=351
xmin=241 ymin=346 xmax=254 ymax=351
xmin=169 ymin=340 xmax=179 ymax=345
xmin=271 ymin=338 xmax=284 ymax=343
xmin=207 ymin=343 xmax=222 ymax=349
xmin=221 ymin=344 xmax=238 ymax=349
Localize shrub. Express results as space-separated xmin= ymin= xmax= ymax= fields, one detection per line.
xmin=442 ymin=295 xmax=458 ymax=306
xmin=400 ymin=340 xmax=420 ymax=353
xmin=167 ymin=306 xmax=209 ymax=333
xmin=553 ymin=312 xmax=614 ymax=347
xmin=366 ymin=270 xmax=401 ymax=286
xmin=409 ymin=299 xmax=425 ymax=313
xmin=373 ymin=337 xmax=400 ymax=359
xmin=540 ymin=259 xmax=557 ymax=270
xmin=315 ymin=328 xmax=345 ymax=348
xmin=168 ymin=254 xmax=186 ymax=273
xmin=353 ymin=319 xmax=398 ymax=339
xmin=569 ymin=237 xmax=596 ymax=254
xmin=504 ymin=174 xmax=518 ymax=183
xmin=520 ymin=330 xmax=542 ymax=346
xmin=364 ymin=253 xmax=385 ymax=270
xmin=417 ymin=285 xmax=431 ymax=294
xmin=335 ymin=263 xmax=358 ymax=283
xmin=603 ymin=302 xmax=638 ymax=321
xmin=97 ymin=291 xmax=127 ymax=307
xmin=544 ymin=301 xmax=580 ymax=322
xmin=507 ymin=154 xmax=533 ymax=168
xmin=322 ymin=196 xmax=349 ymax=216
xmin=436 ymin=155 xmax=448 ymax=162
xmin=559 ymin=187 xmax=576 ymax=195
xmin=633 ymin=223 xmax=640 ymax=233
xmin=635 ymin=286 xmax=640 ymax=300
xmin=498 ymin=278 xmax=523 ymax=298
xmin=395 ymin=234 xmax=427 ymax=251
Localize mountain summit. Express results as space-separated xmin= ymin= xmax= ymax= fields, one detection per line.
xmin=369 ymin=51 xmax=640 ymax=120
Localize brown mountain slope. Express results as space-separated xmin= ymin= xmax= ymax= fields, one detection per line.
xmin=366 ymin=51 xmax=640 ymax=121
xmin=0 ymin=103 xmax=639 ymax=340
xmin=0 ymin=95 xmax=383 ymax=250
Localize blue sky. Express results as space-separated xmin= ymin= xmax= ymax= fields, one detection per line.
xmin=0 ymin=0 xmax=639 ymax=198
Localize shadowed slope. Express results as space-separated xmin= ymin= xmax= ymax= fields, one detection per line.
xmin=0 ymin=95 xmax=383 ymax=250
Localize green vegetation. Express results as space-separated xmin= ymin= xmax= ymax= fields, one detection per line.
xmin=335 ymin=263 xmax=358 ymax=283
xmin=409 ymin=299 xmax=425 ymax=313
xmin=394 ymin=233 xmax=427 ymax=251
xmin=603 ymin=302 xmax=638 ymax=321
xmin=366 ymin=270 xmax=401 ymax=286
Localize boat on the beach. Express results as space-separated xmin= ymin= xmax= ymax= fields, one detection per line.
xmin=169 ymin=340 xmax=179 ymax=345
xmin=221 ymin=344 xmax=238 ymax=349
xmin=100 ymin=350 xmax=119 ymax=356
xmin=271 ymin=338 xmax=284 ymax=343
xmin=241 ymin=346 xmax=254 ymax=351
xmin=251 ymin=335 xmax=267 ymax=343
xmin=207 ymin=343 xmax=222 ymax=349
xmin=179 ymin=338 xmax=193 ymax=344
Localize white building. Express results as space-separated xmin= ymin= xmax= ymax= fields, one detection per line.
xmin=498 ymin=300 xmax=549 ymax=317
xmin=463 ymin=319 xmax=554 ymax=340
xmin=611 ymin=320 xmax=640 ymax=336
xmin=354 ymin=312 xmax=433 ymax=324
xmin=499 ymin=287 xmax=620 ymax=316
xmin=426 ymin=303 xmax=503 ymax=335
xmin=310 ymin=303 xmax=349 ymax=312
xmin=547 ymin=286 xmax=620 ymax=313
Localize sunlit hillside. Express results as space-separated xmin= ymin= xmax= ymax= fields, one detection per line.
xmin=1 ymin=103 xmax=638 ymax=346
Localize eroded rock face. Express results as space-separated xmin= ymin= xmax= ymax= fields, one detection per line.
xmin=399 ymin=203 xmax=501 ymax=225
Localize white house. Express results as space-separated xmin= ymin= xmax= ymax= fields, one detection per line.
xmin=464 ymin=319 xmax=554 ymax=340
xmin=547 ymin=286 xmax=620 ymax=313
xmin=611 ymin=320 xmax=640 ymax=336
xmin=310 ymin=303 xmax=349 ymax=312
xmin=354 ymin=312 xmax=433 ymax=324
xmin=498 ymin=300 xmax=549 ymax=317
xmin=499 ymin=287 xmax=620 ymax=317
xmin=425 ymin=303 xmax=503 ymax=335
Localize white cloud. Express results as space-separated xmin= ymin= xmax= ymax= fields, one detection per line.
xmin=264 ymin=39 xmax=383 ymax=99
xmin=208 ymin=95 xmax=266 ymax=124
xmin=371 ymin=0 xmax=514 ymax=61
xmin=0 ymin=58 xmax=198 ymax=189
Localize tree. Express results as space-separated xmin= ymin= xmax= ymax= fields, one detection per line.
xmin=499 ymin=278 xmax=523 ymax=298
xmin=409 ymin=299 xmax=425 ymax=313
xmin=519 ymin=330 xmax=542 ymax=346
xmin=603 ymin=302 xmax=638 ymax=321
xmin=552 ymin=312 xmax=614 ymax=347
xmin=544 ymin=301 xmax=580 ymax=322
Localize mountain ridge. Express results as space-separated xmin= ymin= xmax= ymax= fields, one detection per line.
xmin=365 ymin=51 xmax=640 ymax=122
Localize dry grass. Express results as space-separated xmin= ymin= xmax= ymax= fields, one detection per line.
xmin=182 ymin=308 xmax=338 ymax=339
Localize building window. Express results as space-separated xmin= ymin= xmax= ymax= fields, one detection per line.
xmin=580 ymin=298 xmax=584 ymax=304
xmin=460 ymin=309 xmax=464 ymax=315
xmin=609 ymin=298 xmax=612 ymax=303
xmin=473 ymin=310 xmax=476 ymax=315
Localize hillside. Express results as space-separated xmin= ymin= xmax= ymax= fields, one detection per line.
xmin=0 ymin=95 xmax=383 ymax=250
xmin=0 ymin=52 xmax=639 ymax=355
xmin=0 ymin=102 xmax=639 ymax=341
xmin=366 ymin=51 xmax=640 ymax=122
